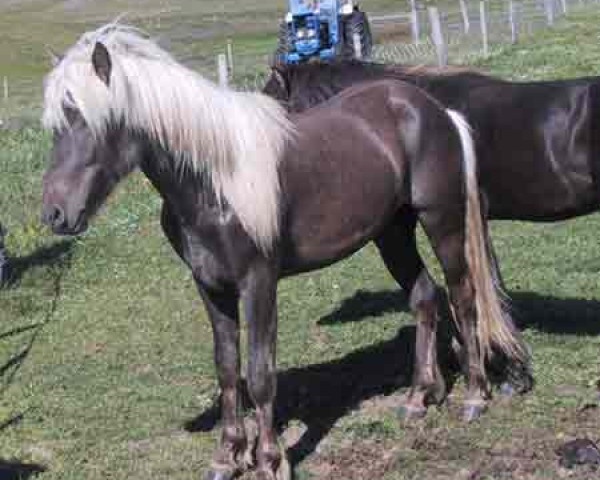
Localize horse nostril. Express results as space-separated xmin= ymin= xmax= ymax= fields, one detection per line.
xmin=43 ymin=205 xmax=66 ymax=229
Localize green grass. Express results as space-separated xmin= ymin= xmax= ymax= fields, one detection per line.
xmin=1 ymin=0 xmax=414 ymax=121
xmin=0 ymin=0 xmax=527 ymax=122
xmin=3 ymin=4 xmax=600 ymax=480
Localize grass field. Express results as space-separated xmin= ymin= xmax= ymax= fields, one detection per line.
xmin=0 ymin=0 xmax=529 ymax=122
xmin=0 ymin=0 xmax=406 ymax=121
xmin=3 ymin=3 xmax=600 ymax=480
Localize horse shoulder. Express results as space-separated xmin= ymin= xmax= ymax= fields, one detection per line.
xmin=160 ymin=201 xmax=266 ymax=291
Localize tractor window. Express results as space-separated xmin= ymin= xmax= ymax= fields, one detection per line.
xmin=294 ymin=15 xmax=318 ymax=40
xmin=294 ymin=16 xmax=308 ymax=29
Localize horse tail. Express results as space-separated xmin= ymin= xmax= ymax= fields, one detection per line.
xmin=446 ymin=109 xmax=530 ymax=369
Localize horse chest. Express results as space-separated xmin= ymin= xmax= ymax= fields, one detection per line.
xmin=178 ymin=213 xmax=261 ymax=291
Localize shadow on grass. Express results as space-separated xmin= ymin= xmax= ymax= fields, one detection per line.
xmin=186 ymin=324 xmax=456 ymax=466
xmin=185 ymin=286 xmax=600 ymax=466
xmin=317 ymin=288 xmax=409 ymax=325
xmin=0 ymin=240 xmax=74 ymax=396
xmin=317 ymin=285 xmax=600 ymax=336
xmin=511 ymin=291 xmax=600 ymax=335
xmin=0 ymin=460 xmax=46 ymax=480
xmin=0 ymin=412 xmax=24 ymax=431
xmin=275 ymin=325 xmax=419 ymax=465
xmin=185 ymin=286 xmax=461 ymax=470
xmin=2 ymin=239 xmax=74 ymax=288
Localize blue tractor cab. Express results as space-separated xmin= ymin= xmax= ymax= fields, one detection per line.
xmin=275 ymin=0 xmax=372 ymax=64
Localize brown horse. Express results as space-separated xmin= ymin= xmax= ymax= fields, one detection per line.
xmin=264 ymin=59 xmax=600 ymax=408
xmin=41 ymin=26 xmax=527 ymax=480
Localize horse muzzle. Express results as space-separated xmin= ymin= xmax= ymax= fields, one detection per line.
xmin=41 ymin=204 xmax=88 ymax=236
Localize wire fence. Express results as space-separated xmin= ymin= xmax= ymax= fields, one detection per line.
xmin=0 ymin=0 xmax=596 ymax=120
xmin=219 ymin=0 xmax=598 ymax=91
xmin=371 ymin=0 xmax=583 ymax=66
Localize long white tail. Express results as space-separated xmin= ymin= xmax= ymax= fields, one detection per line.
xmin=446 ymin=109 xmax=529 ymax=366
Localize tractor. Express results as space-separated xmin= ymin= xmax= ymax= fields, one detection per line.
xmin=275 ymin=0 xmax=373 ymax=64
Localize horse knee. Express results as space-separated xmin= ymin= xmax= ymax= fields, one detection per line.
xmin=408 ymin=271 xmax=441 ymax=315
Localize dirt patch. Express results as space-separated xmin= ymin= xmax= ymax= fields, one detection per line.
xmin=307 ymin=440 xmax=399 ymax=480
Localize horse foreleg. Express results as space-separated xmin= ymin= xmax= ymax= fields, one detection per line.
xmin=242 ymin=266 xmax=289 ymax=480
xmin=197 ymin=284 xmax=248 ymax=480
xmin=375 ymin=216 xmax=446 ymax=420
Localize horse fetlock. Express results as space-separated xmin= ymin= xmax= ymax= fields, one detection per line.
xmin=426 ymin=376 xmax=447 ymax=406
xmin=411 ymin=375 xmax=446 ymax=407
xmin=213 ymin=429 xmax=249 ymax=474
xmin=255 ymin=446 xmax=290 ymax=480
xmin=257 ymin=441 xmax=282 ymax=468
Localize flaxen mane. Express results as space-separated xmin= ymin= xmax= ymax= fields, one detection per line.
xmin=43 ymin=23 xmax=295 ymax=252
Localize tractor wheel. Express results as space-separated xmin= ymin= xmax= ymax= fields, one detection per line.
xmin=274 ymin=21 xmax=294 ymax=64
xmin=342 ymin=10 xmax=373 ymax=60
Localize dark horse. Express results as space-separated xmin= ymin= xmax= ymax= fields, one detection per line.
xmin=41 ymin=26 xmax=526 ymax=480
xmin=263 ymin=59 xmax=600 ymax=408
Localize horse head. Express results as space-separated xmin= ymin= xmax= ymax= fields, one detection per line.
xmin=41 ymin=41 xmax=142 ymax=235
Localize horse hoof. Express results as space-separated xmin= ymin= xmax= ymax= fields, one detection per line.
xmin=462 ymin=403 xmax=487 ymax=422
xmin=499 ymin=382 xmax=516 ymax=397
xmin=397 ymin=404 xmax=427 ymax=421
xmin=205 ymin=468 xmax=235 ymax=480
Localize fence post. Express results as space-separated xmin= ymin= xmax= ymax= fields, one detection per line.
xmin=480 ymin=1 xmax=489 ymax=57
xmin=353 ymin=32 xmax=363 ymax=59
xmin=509 ymin=0 xmax=518 ymax=44
xmin=410 ymin=0 xmax=420 ymax=43
xmin=545 ymin=0 xmax=555 ymax=25
xmin=560 ymin=0 xmax=568 ymax=13
xmin=226 ymin=39 xmax=234 ymax=76
xmin=217 ymin=54 xmax=228 ymax=87
xmin=428 ymin=7 xmax=447 ymax=67
xmin=459 ymin=0 xmax=471 ymax=33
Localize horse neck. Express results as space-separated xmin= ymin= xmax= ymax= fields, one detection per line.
xmin=139 ymin=143 xmax=219 ymax=224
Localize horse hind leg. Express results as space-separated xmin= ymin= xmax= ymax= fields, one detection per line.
xmin=417 ymin=210 xmax=492 ymax=421
xmin=374 ymin=210 xmax=447 ymax=420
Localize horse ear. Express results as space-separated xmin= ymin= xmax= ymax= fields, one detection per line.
xmin=45 ymin=45 xmax=63 ymax=67
xmin=92 ymin=42 xmax=112 ymax=86
xmin=270 ymin=65 xmax=287 ymax=92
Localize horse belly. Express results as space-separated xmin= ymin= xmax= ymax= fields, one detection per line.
xmin=473 ymin=83 xmax=597 ymax=221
